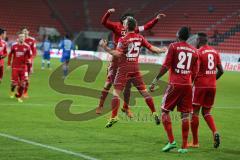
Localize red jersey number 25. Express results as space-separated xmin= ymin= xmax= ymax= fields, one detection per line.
xmin=126 ymin=42 xmax=141 ymax=61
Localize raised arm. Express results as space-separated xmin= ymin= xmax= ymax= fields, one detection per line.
xmin=136 ymin=13 xmax=166 ymax=32
xmin=101 ymin=8 xmax=117 ymax=31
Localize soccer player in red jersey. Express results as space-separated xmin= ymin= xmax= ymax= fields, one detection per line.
xmin=0 ymin=28 xmax=8 ymax=84
xmin=96 ymin=8 xmax=166 ymax=117
xmin=21 ymin=27 xmax=37 ymax=98
xmin=189 ymin=32 xmax=223 ymax=149
xmin=99 ymin=17 xmax=166 ymax=128
xmin=150 ymin=27 xmax=198 ymax=153
xmin=8 ymin=32 xmax=32 ymax=102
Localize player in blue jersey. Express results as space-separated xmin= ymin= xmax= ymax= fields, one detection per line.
xmin=58 ymin=34 xmax=74 ymax=78
xmin=40 ymin=36 xmax=52 ymax=69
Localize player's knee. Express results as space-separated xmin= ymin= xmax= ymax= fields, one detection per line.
xmin=104 ymin=83 xmax=112 ymax=90
xmin=201 ymin=108 xmax=211 ymax=117
xmin=193 ymin=105 xmax=201 ymax=115
xmin=113 ymin=89 xmax=121 ymax=97
xmin=140 ymin=90 xmax=150 ymax=98
xmin=181 ymin=112 xmax=190 ymax=119
xmin=161 ymin=109 xmax=169 ymax=115
xmin=20 ymin=81 xmax=26 ymax=87
xmin=11 ymin=83 xmax=17 ymax=87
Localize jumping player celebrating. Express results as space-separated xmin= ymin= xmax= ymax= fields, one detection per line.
xmin=150 ymin=27 xmax=198 ymax=153
xmin=0 ymin=28 xmax=8 ymax=84
xmin=8 ymin=32 xmax=32 ymax=102
xmin=189 ymin=32 xmax=223 ymax=148
xmin=96 ymin=8 xmax=166 ymax=117
xmin=100 ymin=17 xmax=166 ymax=128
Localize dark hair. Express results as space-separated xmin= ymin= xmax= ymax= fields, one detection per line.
xmin=177 ymin=26 xmax=190 ymax=41
xmin=21 ymin=26 xmax=28 ymax=31
xmin=0 ymin=28 xmax=6 ymax=35
xmin=197 ymin=32 xmax=208 ymax=45
xmin=17 ymin=31 xmax=24 ymax=35
xmin=65 ymin=34 xmax=70 ymax=39
xmin=120 ymin=12 xmax=134 ymax=24
xmin=127 ymin=17 xmax=137 ymax=31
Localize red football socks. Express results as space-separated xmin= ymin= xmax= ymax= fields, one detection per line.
xmin=191 ymin=114 xmax=199 ymax=145
xmin=162 ymin=112 xmax=174 ymax=143
xmin=111 ymin=96 xmax=120 ymax=118
xmin=145 ymin=97 xmax=156 ymax=113
xmin=203 ymin=108 xmax=217 ymax=134
xmin=182 ymin=117 xmax=190 ymax=148
xmin=24 ymin=81 xmax=29 ymax=94
xmin=99 ymin=89 xmax=109 ymax=108
xmin=123 ymin=102 xmax=129 ymax=110
xmin=16 ymin=86 xmax=24 ymax=98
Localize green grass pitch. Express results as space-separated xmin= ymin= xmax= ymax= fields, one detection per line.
xmin=0 ymin=56 xmax=239 ymax=160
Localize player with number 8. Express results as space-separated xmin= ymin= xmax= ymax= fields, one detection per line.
xmin=189 ymin=32 xmax=224 ymax=149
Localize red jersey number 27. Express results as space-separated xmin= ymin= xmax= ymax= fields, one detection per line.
xmin=177 ymin=51 xmax=192 ymax=70
xmin=127 ymin=42 xmax=141 ymax=59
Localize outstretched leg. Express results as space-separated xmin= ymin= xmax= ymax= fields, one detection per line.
xmin=96 ymin=82 xmax=112 ymax=114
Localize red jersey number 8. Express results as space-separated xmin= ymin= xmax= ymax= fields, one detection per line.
xmin=208 ymin=54 xmax=214 ymax=70
xmin=127 ymin=42 xmax=141 ymax=58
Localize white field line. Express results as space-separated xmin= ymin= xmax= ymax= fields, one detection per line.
xmin=0 ymin=133 xmax=99 ymax=160
xmin=0 ymin=103 xmax=239 ymax=109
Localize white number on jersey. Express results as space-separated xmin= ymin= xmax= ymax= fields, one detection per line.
xmin=177 ymin=51 xmax=192 ymax=70
xmin=208 ymin=53 xmax=214 ymax=70
xmin=126 ymin=42 xmax=141 ymax=58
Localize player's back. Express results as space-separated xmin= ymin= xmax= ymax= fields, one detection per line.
xmin=43 ymin=40 xmax=51 ymax=52
xmin=60 ymin=39 xmax=73 ymax=55
xmin=194 ymin=45 xmax=221 ymax=88
xmin=165 ymin=41 xmax=198 ymax=85
xmin=117 ymin=32 xmax=150 ymax=70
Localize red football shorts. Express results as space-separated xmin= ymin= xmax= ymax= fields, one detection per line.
xmin=161 ymin=84 xmax=193 ymax=113
xmin=192 ymin=87 xmax=216 ymax=108
xmin=0 ymin=65 xmax=3 ymax=80
xmin=11 ymin=68 xmax=28 ymax=85
xmin=114 ymin=66 xmax=146 ymax=91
